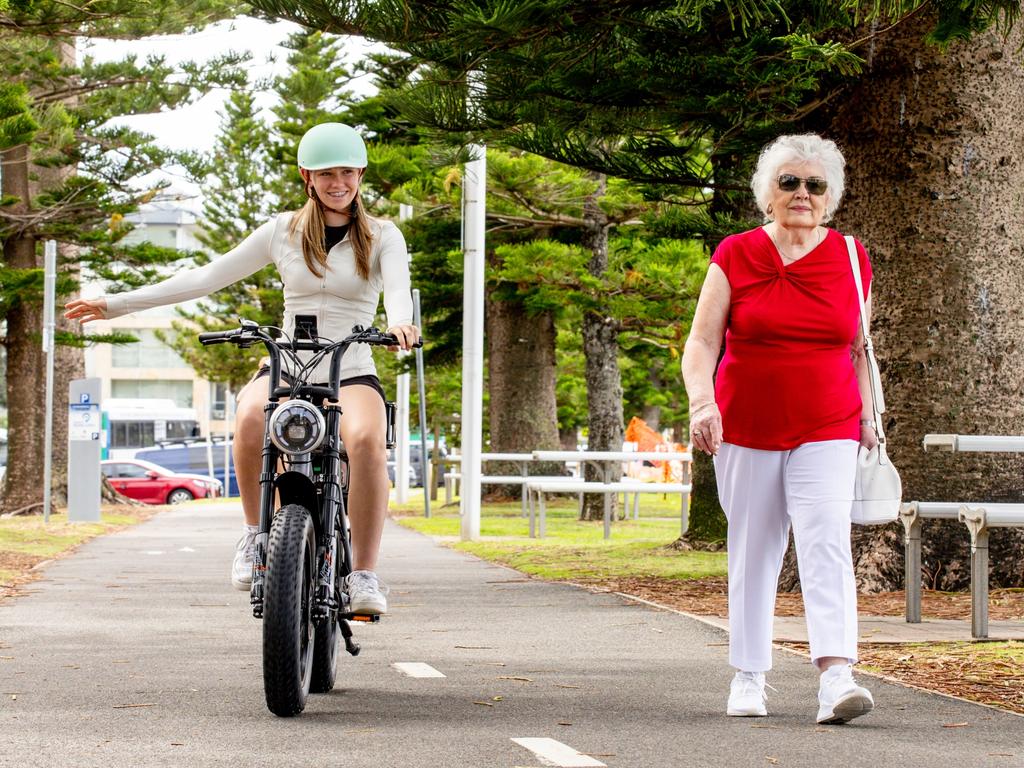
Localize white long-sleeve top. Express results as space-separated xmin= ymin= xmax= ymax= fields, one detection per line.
xmin=104 ymin=212 xmax=414 ymax=382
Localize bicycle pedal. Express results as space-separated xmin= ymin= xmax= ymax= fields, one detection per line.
xmin=349 ymin=614 xmax=380 ymax=623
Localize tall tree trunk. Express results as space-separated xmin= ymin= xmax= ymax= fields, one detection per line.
xmin=801 ymin=13 xmax=1024 ymax=591
xmin=640 ymin=366 xmax=662 ymax=431
xmin=486 ymin=291 xmax=560 ymax=485
xmin=1 ymin=145 xmax=46 ymax=515
xmin=580 ymin=172 xmax=624 ymax=521
xmin=1 ymin=39 xmax=85 ymax=512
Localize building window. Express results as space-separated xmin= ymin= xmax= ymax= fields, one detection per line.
xmin=111 ymin=379 xmax=194 ymax=407
xmin=210 ymin=382 xmax=227 ymax=420
xmin=111 ymin=329 xmax=189 ymax=369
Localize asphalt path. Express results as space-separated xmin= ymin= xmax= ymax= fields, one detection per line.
xmin=1 ymin=502 xmax=1022 ymax=767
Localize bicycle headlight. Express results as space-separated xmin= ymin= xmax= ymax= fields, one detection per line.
xmin=268 ymin=401 xmax=326 ymax=455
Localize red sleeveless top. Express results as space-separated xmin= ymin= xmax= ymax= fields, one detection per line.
xmin=711 ymin=227 xmax=872 ymax=450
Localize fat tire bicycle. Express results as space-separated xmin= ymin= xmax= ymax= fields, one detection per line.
xmin=200 ymin=318 xmax=416 ymax=716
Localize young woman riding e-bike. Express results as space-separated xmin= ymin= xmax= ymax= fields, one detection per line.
xmin=64 ymin=122 xmax=419 ymax=616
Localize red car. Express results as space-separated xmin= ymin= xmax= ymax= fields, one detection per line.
xmin=101 ymin=459 xmax=222 ymax=505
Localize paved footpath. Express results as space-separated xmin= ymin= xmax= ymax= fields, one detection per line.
xmin=1 ymin=503 xmax=1022 ymax=768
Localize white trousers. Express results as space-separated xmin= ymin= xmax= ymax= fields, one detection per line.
xmin=714 ymin=440 xmax=859 ymax=671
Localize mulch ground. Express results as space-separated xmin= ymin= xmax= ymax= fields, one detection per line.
xmin=779 ymin=640 xmax=1024 ymax=716
xmin=580 ymin=575 xmax=1024 ymax=716
xmin=585 ymin=576 xmax=1024 ymax=621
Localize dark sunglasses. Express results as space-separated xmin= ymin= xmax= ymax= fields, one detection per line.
xmin=777 ymin=174 xmax=828 ymax=196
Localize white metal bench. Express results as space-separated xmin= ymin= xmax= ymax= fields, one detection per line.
xmin=445 ymin=473 xmax=578 ymax=512
xmin=531 ymin=450 xmax=693 ymax=537
xmin=900 ymin=501 xmax=1024 ymax=638
xmin=444 ymin=452 xmax=576 ymax=514
xmin=526 ymin=480 xmax=693 ymax=540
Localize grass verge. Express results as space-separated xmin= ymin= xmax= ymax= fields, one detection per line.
xmin=393 ymin=495 xmax=727 ymax=584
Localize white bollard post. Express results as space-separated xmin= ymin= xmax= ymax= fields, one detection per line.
xmin=42 ymin=241 xmax=57 ymax=524
xmin=460 ymin=145 xmax=486 ymax=541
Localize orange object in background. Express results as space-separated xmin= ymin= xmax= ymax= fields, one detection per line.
xmin=625 ymin=416 xmax=662 ymax=452
xmin=624 ymin=417 xmax=687 ymax=481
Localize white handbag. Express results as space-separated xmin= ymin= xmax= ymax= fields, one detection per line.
xmin=846 ymin=236 xmax=902 ymax=525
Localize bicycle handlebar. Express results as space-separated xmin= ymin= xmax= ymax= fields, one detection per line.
xmin=197 ymin=324 xmax=423 ymax=401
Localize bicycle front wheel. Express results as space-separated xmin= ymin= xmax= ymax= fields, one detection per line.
xmin=262 ymin=504 xmax=316 ymax=716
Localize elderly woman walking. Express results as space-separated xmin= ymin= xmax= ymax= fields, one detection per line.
xmin=681 ymin=134 xmax=876 ymax=724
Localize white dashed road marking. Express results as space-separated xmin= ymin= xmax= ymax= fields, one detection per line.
xmin=392 ymin=662 xmax=446 ymax=678
xmin=511 ymin=737 xmax=607 ymax=767
xmin=141 ymin=551 xmax=164 ymax=555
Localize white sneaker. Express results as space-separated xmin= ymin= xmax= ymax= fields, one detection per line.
xmin=817 ymin=663 xmax=874 ymax=724
xmin=727 ymin=671 xmax=768 ymax=717
xmin=345 ymin=570 xmax=389 ymax=615
xmin=231 ymin=529 xmax=258 ymax=591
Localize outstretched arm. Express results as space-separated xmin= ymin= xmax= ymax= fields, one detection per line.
xmin=64 ymin=219 xmax=277 ymax=324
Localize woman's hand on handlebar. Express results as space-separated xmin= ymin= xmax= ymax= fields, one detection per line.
xmin=386 ymin=323 xmax=421 ymax=352
xmin=64 ymin=298 xmax=108 ymax=323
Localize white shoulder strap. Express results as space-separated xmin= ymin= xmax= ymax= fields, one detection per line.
xmin=845 ymin=235 xmax=888 ymax=431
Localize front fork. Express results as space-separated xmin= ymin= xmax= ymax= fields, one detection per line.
xmin=314 ymin=406 xmax=348 ymax=620
xmin=250 ymin=402 xmax=279 ymax=619
xmin=250 ymin=403 xmax=350 ymax=622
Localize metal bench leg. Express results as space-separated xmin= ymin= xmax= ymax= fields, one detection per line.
xmin=539 ymin=492 xmax=547 ymax=539
xmin=960 ymin=507 xmax=990 ymax=639
xmin=603 ymin=491 xmax=611 ymax=540
xmin=632 ymin=492 xmax=639 ymax=520
xmin=520 ymin=463 xmax=528 ymax=518
xmin=528 ymin=488 xmax=536 ymax=538
xmin=972 ymin=529 xmax=990 ymax=639
xmin=899 ymin=504 xmax=922 ymax=624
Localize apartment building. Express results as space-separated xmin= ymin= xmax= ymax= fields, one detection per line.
xmin=84 ymin=203 xmax=231 ymax=444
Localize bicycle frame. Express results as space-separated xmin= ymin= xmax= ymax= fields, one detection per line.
xmin=200 ymin=322 xmax=402 ymax=629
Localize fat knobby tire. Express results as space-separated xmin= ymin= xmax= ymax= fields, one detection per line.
xmin=263 ymin=504 xmax=316 ymax=716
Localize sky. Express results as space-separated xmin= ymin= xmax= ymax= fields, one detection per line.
xmin=83 ymin=15 xmax=383 ymax=205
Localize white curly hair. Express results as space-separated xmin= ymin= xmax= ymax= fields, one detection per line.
xmin=750 ymin=134 xmax=846 ymax=223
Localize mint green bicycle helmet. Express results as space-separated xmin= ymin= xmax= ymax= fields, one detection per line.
xmin=296 ymin=122 xmax=368 ymax=170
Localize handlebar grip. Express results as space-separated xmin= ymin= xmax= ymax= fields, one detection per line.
xmin=198 ymin=331 xmax=230 ymax=345
xmin=377 ymin=333 xmax=424 ymax=348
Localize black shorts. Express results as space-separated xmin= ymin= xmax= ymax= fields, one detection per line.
xmin=252 ymin=365 xmax=386 ymax=404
